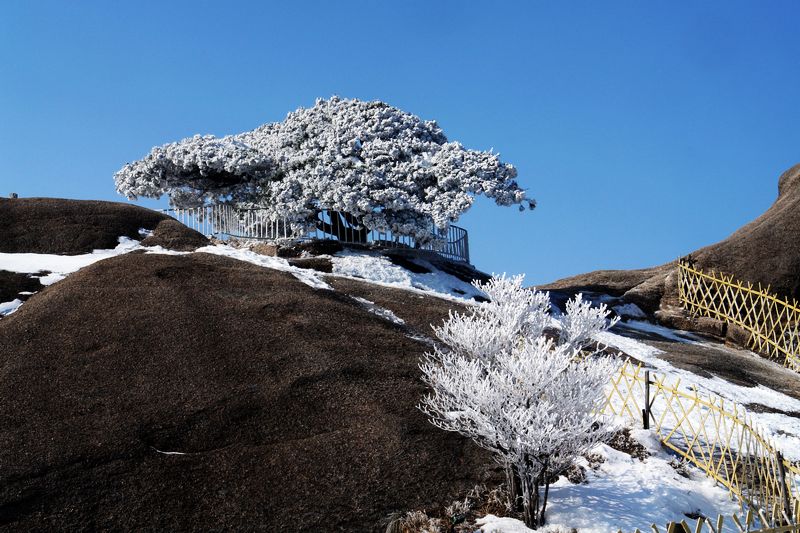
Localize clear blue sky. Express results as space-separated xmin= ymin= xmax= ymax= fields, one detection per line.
xmin=1 ymin=1 xmax=798 ymax=284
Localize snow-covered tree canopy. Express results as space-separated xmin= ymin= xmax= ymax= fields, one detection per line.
xmin=419 ymin=275 xmax=621 ymax=528
xmin=114 ymin=96 xmax=534 ymax=242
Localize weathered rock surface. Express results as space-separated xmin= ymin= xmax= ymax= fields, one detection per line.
xmin=287 ymin=256 xmax=334 ymax=273
xmin=140 ymin=219 xmax=209 ymax=251
xmin=0 ymin=198 xmax=170 ymax=254
xmin=0 ymin=252 xmax=498 ymax=531
xmin=0 ymin=270 xmax=44 ymax=303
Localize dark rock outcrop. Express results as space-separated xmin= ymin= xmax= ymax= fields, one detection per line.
xmin=0 ymin=253 xmax=498 ymax=531
xmin=287 ymin=256 xmax=334 ymax=273
xmin=542 ymin=265 xmax=673 ymax=314
xmin=0 ymin=270 xmax=44 ymax=303
xmin=140 ymin=219 xmax=209 ymax=251
xmin=0 ymin=198 xmax=170 ymax=254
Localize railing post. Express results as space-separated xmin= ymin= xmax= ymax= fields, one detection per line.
xmin=776 ymin=451 xmax=793 ymax=525
xmin=161 ymin=206 xmax=469 ymax=262
xmin=643 ymin=370 xmax=651 ymax=430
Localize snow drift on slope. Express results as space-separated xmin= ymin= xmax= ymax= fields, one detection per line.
xmin=476 ymin=429 xmax=740 ymax=532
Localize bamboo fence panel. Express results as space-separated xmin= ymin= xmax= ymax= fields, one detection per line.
xmin=604 ymin=360 xmax=800 ymax=531
xmin=620 ymin=508 xmax=800 ymax=533
xmin=677 ymin=260 xmax=800 ymax=372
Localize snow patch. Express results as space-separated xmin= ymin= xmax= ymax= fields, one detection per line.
xmin=477 ymin=429 xmax=740 ymax=533
xmin=612 ymin=303 xmax=647 ymax=319
xmin=0 ymin=237 xmax=143 ymax=285
xmin=351 ymin=296 xmax=405 ymax=325
xmin=195 ymin=245 xmax=332 ymax=290
xmin=331 ymin=251 xmax=484 ymax=301
xmin=151 ymin=447 xmax=187 ymax=456
xmin=619 ymin=319 xmax=701 ymax=342
xmin=333 ymin=252 xmax=412 ymax=285
xmin=476 ymin=515 xmax=536 ymax=533
xmin=0 ymin=299 xmax=23 ymax=316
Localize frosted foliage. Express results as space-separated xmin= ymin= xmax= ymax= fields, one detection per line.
xmin=114 ymin=96 xmax=533 ymax=241
xmin=420 ymin=338 xmax=620 ymax=475
xmin=419 ymin=275 xmax=620 ymax=526
xmin=114 ymin=135 xmax=275 ymax=208
xmin=433 ymin=275 xmax=551 ymax=363
xmin=559 ymin=294 xmax=619 ymax=352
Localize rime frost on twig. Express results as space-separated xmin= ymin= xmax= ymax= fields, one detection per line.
xmin=114 ymin=96 xmax=534 ymax=243
xmin=432 ymin=275 xmax=551 ymax=363
xmin=419 ymin=274 xmax=620 ymax=527
xmin=559 ymin=294 xmax=619 ymax=352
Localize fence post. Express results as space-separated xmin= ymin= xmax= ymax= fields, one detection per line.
xmin=643 ymin=370 xmax=651 ymax=430
xmin=776 ymin=450 xmax=793 ymax=524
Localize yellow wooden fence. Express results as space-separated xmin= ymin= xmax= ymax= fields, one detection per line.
xmin=624 ymin=511 xmax=799 ymax=533
xmin=604 ymin=360 xmax=800 ymax=532
xmin=677 ymin=260 xmax=800 ymax=372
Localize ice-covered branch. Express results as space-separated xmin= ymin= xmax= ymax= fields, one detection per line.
xmin=419 ymin=275 xmax=620 ymax=528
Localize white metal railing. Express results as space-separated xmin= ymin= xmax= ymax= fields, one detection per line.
xmin=160 ymin=205 xmax=470 ymax=263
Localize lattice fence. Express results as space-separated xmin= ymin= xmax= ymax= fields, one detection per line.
xmin=623 ymin=511 xmax=799 ymax=533
xmin=605 ymin=360 xmax=800 ymax=531
xmin=677 ymin=260 xmax=800 ymax=372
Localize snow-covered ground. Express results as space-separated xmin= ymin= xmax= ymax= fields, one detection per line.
xmin=2 ymin=237 xmax=797 ymax=531
xmin=0 ymin=239 xmax=482 ymax=316
xmin=0 ymin=237 xmax=145 ymax=286
xmin=477 ymin=429 xmax=741 ymax=532
xmin=350 ymin=296 xmax=405 ymax=325
xmin=194 ymin=244 xmax=333 ymax=290
xmin=0 ymin=298 xmax=23 ymax=316
xmin=331 ymin=250 xmax=486 ymax=300
xmin=597 ymin=323 xmax=800 ymax=460
xmin=195 ymin=246 xmax=486 ymax=299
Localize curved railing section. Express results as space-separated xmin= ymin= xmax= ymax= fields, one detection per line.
xmin=161 ymin=204 xmax=470 ymax=264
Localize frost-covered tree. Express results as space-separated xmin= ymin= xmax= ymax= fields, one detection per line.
xmin=114 ymin=96 xmax=534 ymax=243
xmin=419 ymin=276 xmax=620 ymax=528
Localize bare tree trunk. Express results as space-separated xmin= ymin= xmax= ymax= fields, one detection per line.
xmin=518 ymin=464 xmax=553 ymax=529
xmin=539 ymin=474 xmax=550 ymax=527
xmin=505 ymin=463 xmax=523 ymax=512
xmin=521 ymin=473 xmax=539 ymax=529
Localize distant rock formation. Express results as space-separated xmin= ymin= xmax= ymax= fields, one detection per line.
xmin=0 ymin=198 xmax=210 ymax=307
xmin=0 ymin=198 xmax=181 ymax=254
xmin=542 ymin=163 xmax=800 ymax=319
xmin=139 ymin=219 xmax=209 ymax=251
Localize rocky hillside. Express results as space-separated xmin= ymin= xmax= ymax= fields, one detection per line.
xmin=543 ymin=163 xmax=800 ymax=319
xmin=0 ymin=200 xmax=497 ymax=532
xmin=0 ymin=198 xmax=207 ymax=254
xmin=0 ymin=198 xmax=208 ymax=306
